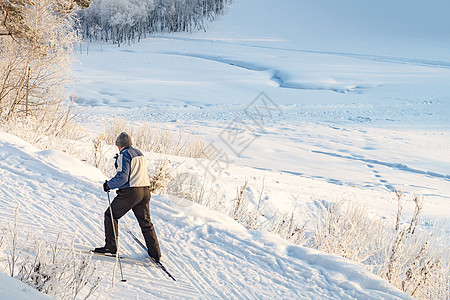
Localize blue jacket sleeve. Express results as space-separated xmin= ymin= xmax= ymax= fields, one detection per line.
xmin=107 ymin=151 xmax=131 ymax=189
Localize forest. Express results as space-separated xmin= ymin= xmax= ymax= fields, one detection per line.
xmin=78 ymin=0 xmax=233 ymax=44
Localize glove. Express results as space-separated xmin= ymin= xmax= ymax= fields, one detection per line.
xmin=103 ymin=181 xmax=110 ymax=192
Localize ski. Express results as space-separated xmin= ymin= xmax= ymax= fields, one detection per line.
xmin=90 ymin=251 xmax=123 ymax=259
xmin=73 ymin=249 xmax=157 ymax=268
xmin=124 ymin=226 xmax=177 ymax=281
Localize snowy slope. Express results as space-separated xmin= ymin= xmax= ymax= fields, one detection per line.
xmin=9 ymin=0 xmax=444 ymax=297
xmin=0 ymin=132 xmax=411 ymax=299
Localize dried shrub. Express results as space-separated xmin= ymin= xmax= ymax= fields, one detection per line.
xmin=101 ymin=118 xmax=215 ymax=159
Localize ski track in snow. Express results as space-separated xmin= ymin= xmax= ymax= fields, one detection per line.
xmin=312 ymin=150 xmax=450 ymax=181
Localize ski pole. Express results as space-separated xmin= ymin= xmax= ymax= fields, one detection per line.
xmin=107 ymin=190 xmax=127 ymax=283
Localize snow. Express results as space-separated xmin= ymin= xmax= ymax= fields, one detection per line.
xmin=0 ymin=133 xmax=411 ymax=299
xmin=0 ymin=272 xmax=49 ymax=300
xmin=36 ymin=149 xmax=106 ymax=183
xmin=73 ymin=0 xmax=450 ymax=110
xmin=1 ymin=0 xmax=449 ymax=298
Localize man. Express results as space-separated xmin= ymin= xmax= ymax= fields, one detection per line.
xmin=94 ymin=132 xmax=161 ymax=263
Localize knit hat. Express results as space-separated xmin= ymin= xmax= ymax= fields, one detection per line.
xmin=115 ymin=132 xmax=132 ymax=148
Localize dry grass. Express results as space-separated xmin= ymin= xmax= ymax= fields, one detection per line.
xmin=311 ymin=200 xmax=386 ymax=264
xmin=379 ymin=192 xmax=449 ymax=299
xmin=309 ymin=193 xmax=449 ymax=299
xmin=0 ymin=101 xmax=87 ymax=150
xmin=148 ymin=159 xmax=173 ymax=194
xmin=101 ymin=118 xmax=215 ymax=159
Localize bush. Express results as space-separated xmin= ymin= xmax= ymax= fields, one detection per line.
xmin=0 ymin=0 xmax=83 ymax=122
xmin=380 ymin=192 xmax=449 ymax=299
xmin=311 ymin=200 xmax=386 ymax=264
xmin=0 ymin=0 xmax=90 ymax=149
xmin=310 ymin=193 xmax=449 ymax=299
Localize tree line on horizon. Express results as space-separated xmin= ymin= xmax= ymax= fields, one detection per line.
xmin=78 ymin=0 xmax=233 ymax=45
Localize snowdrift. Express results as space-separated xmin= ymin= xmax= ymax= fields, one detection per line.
xmin=0 ymin=272 xmax=49 ymax=300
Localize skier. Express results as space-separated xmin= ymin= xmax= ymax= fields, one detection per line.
xmin=94 ymin=132 xmax=161 ymax=263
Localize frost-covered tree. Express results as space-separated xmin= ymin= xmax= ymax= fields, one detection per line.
xmin=1 ymin=0 xmax=90 ymax=43
xmin=0 ymin=0 xmax=91 ymax=125
xmin=0 ymin=0 xmax=36 ymax=43
xmin=78 ymin=0 xmax=232 ymax=45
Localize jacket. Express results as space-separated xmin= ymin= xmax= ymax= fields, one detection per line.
xmin=107 ymin=146 xmax=150 ymax=190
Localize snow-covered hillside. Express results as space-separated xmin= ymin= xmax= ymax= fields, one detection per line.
xmin=0 ymin=132 xmax=411 ymax=299
xmin=1 ymin=0 xmax=449 ymax=298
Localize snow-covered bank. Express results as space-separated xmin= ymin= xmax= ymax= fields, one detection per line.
xmin=0 ymin=272 xmax=49 ymax=300
xmin=0 ymin=132 xmax=412 ymax=299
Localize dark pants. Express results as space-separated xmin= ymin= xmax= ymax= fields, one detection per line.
xmin=104 ymin=187 xmax=161 ymax=260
